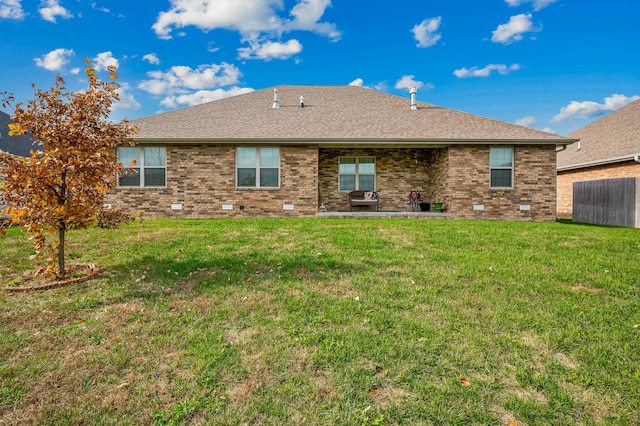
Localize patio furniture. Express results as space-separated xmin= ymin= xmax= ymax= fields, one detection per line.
xmin=349 ymin=190 xmax=379 ymax=211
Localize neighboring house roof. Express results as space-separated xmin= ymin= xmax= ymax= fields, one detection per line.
xmin=557 ymin=99 xmax=640 ymax=171
xmin=0 ymin=111 xmax=35 ymax=157
xmin=132 ymin=85 xmax=574 ymax=145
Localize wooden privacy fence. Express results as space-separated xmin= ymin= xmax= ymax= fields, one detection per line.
xmin=573 ymin=177 xmax=640 ymax=228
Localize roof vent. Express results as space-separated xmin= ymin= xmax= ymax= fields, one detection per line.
xmin=272 ymin=89 xmax=280 ymax=108
xmin=299 ymin=96 xmax=304 ymax=108
xmin=410 ymin=87 xmax=417 ymax=110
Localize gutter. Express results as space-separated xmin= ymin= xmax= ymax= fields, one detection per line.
xmin=558 ymin=154 xmax=640 ymax=171
xmin=133 ymin=137 xmax=579 ymax=147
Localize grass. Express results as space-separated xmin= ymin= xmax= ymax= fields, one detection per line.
xmin=1 ymin=218 xmax=639 ymax=425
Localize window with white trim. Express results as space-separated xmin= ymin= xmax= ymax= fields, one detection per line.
xmin=339 ymin=156 xmax=375 ymax=191
xmin=489 ymin=147 xmax=513 ymax=188
xmin=118 ymin=146 xmax=166 ymax=187
xmin=236 ymin=147 xmax=280 ymax=188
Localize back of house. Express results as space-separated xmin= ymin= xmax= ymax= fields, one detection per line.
xmin=105 ymin=85 xmax=575 ymax=221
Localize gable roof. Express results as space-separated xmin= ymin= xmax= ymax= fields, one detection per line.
xmin=557 ymin=99 xmax=640 ymax=171
xmin=132 ymin=85 xmax=573 ymax=145
xmin=0 ymin=111 xmax=35 ymax=157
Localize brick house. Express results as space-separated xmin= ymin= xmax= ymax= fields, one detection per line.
xmin=0 ymin=111 xmax=34 ymax=157
xmin=106 ymin=85 xmax=575 ymax=221
xmin=1 ymin=111 xmax=35 ymax=215
xmin=557 ymin=99 xmax=640 ymax=217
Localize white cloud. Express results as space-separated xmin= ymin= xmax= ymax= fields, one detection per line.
xmin=552 ymin=94 xmax=640 ymax=122
xmin=237 ymin=38 xmax=303 ymax=60
xmin=152 ymin=0 xmax=340 ymax=42
xmin=373 ymin=82 xmax=388 ymax=91
xmin=395 ymin=75 xmax=431 ymax=91
xmin=34 ymin=48 xmax=74 ymax=71
xmin=514 ymin=116 xmax=536 ymax=127
xmin=285 ymin=0 xmax=341 ymax=40
xmin=93 ymin=51 xmax=119 ymax=71
xmin=112 ymin=83 xmax=141 ymax=111
xmin=39 ymin=0 xmax=73 ymax=23
xmin=142 ymin=53 xmax=160 ymax=65
xmin=454 ymin=63 xmax=521 ymax=78
xmin=505 ymin=0 xmax=558 ymax=11
xmin=411 ymin=17 xmax=442 ymax=48
xmin=541 ymin=127 xmax=558 ymax=134
xmin=0 ymin=0 xmax=24 ymax=19
xmin=70 ymin=67 xmax=80 ymax=74
xmin=138 ymin=62 xmax=243 ymax=106
xmin=90 ymin=2 xmax=109 ymax=13
xmin=160 ymin=87 xmax=255 ymax=108
xmin=348 ymin=78 xmax=364 ymax=87
xmin=153 ymin=0 xmax=279 ymax=39
xmin=491 ymin=13 xmax=538 ymax=44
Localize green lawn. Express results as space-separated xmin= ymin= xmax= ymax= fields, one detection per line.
xmin=1 ymin=218 xmax=639 ymax=425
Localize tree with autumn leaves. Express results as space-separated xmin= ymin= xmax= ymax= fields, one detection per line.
xmin=0 ymin=61 xmax=137 ymax=279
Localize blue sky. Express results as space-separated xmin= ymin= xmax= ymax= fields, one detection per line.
xmin=1 ymin=0 xmax=638 ymax=136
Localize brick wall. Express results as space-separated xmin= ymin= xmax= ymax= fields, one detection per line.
xmin=557 ymin=161 xmax=640 ymax=217
xmin=105 ymin=144 xmax=318 ymax=218
xmin=106 ymin=143 xmax=559 ymax=221
xmin=447 ymin=145 xmax=557 ymax=221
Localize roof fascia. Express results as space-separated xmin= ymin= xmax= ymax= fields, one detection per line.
xmin=557 ymin=154 xmax=640 ymax=171
xmin=133 ymin=137 xmax=577 ymax=146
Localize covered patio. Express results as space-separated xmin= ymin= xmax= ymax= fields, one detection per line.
xmin=317 ymin=147 xmax=448 ymax=213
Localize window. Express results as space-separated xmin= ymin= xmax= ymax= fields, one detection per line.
xmin=118 ymin=147 xmax=166 ymax=187
xmin=339 ymin=156 xmax=375 ymax=191
xmin=237 ymin=147 xmax=280 ymax=188
xmin=490 ymin=147 xmax=513 ymax=188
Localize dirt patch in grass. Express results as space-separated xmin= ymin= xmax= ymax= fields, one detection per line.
xmin=521 ymin=331 xmax=580 ymax=372
xmin=370 ymin=384 xmax=413 ymax=408
xmin=226 ymin=374 xmax=262 ymax=405
xmin=94 ymin=301 xmax=146 ymax=327
xmin=307 ymin=278 xmax=358 ymax=300
xmin=226 ymin=327 xmax=261 ymax=346
xmin=167 ymin=294 xmax=218 ymax=315
xmin=491 ymin=406 xmax=521 ymax=426
xmin=561 ymin=381 xmax=610 ymax=423
xmin=570 ymin=285 xmax=602 ymax=295
xmin=554 ymin=352 xmax=579 ymax=370
xmin=501 ymin=375 xmax=548 ymax=405
xmin=314 ymin=369 xmax=338 ymax=401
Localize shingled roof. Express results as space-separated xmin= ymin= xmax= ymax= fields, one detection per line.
xmin=0 ymin=111 xmax=35 ymax=157
xmin=132 ymin=85 xmax=573 ymax=144
xmin=557 ymin=99 xmax=640 ymax=171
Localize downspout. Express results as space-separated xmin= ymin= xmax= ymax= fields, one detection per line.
xmin=634 ymin=155 xmax=640 ymax=164
xmin=556 ymin=144 xmax=567 ymax=153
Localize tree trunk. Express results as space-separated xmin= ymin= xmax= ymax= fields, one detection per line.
xmin=58 ymin=223 xmax=66 ymax=279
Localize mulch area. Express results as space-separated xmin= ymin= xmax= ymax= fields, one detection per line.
xmin=5 ymin=264 xmax=100 ymax=292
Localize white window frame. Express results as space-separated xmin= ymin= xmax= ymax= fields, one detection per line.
xmin=236 ymin=147 xmax=281 ymax=189
xmin=117 ymin=146 xmax=167 ymax=188
xmin=339 ymin=156 xmax=376 ymax=192
xmin=489 ymin=146 xmax=514 ymax=189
